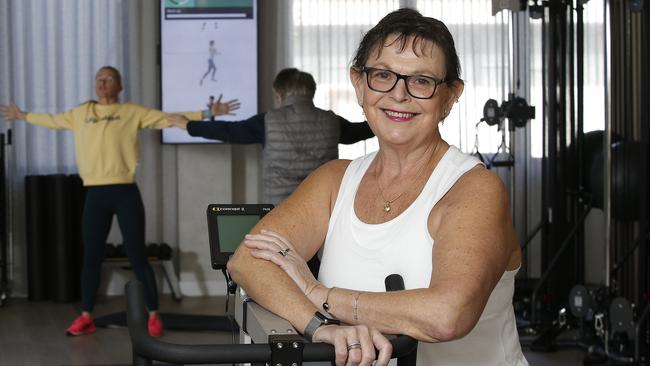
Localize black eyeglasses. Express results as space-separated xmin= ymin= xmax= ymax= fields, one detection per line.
xmin=360 ymin=66 xmax=444 ymax=99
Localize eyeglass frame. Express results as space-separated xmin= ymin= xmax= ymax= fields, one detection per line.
xmin=359 ymin=66 xmax=446 ymax=100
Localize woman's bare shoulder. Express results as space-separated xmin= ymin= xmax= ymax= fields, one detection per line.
xmin=430 ymin=165 xmax=508 ymax=232
xmin=316 ymin=158 xmax=353 ymax=175
xmin=289 ymin=159 xmax=350 ymax=210
xmin=304 ymin=159 xmax=352 ymax=188
xmin=450 ymin=165 xmax=508 ymax=203
xmin=268 ymin=159 xmax=348 ymax=204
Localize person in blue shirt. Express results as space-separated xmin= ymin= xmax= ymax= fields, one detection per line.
xmin=168 ymin=68 xmax=374 ymax=205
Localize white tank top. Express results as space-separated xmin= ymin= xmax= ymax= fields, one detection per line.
xmin=318 ymin=146 xmax=528 ymax=366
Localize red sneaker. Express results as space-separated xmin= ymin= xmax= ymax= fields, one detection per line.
xmin=65 ymin=314 xmax=96 ymax=336
xmin=148 ymin=313 xmax=164 ymax=337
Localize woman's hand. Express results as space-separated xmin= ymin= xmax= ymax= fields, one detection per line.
xmin=0 ymin=102 xmax=26 ymax=121
xmin=166 ymin=114 xmax=189 ymax=129
xmin=314 ymin=324 xmax=392 ymax=366
xmin=211 ymin=94 xmax=241 ymax=116
xmin=243 ymin=229 xmax=322 ymax=300
xmin=243 ymin=230 xmax=393 ymax=365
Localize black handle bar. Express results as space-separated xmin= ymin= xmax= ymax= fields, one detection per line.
xmin=127 ymin=280 xmax=418 ymax=365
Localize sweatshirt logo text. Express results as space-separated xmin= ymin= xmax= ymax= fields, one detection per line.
xmin=86 ymin=115 xmax=121 ymax=124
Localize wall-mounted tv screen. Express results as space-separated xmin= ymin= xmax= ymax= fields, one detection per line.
xmin=160 ymin=0 xmax=258 ymax=144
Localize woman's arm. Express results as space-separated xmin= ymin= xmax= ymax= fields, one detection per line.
xmin=366 ymin=167 xmax=516 ymax=341
xmin=228 ymin=159 xmax=347 ymax=330
xmin=422 ymin=167 xmax=519 ymax=339
xmin=140 ymin=94 xmax=240 ymax=129
xmin=140 ymin=107 xmax=203 ymax=129
xmin=0 ymin=101 xmax=75 ymax=129
xmin=228 ymin=159 xmax=394 ymax=366
xmin=0 ymin=102 xmax=27 ymax=121
xmin=343 ymin=167 xmax=516 ymax=341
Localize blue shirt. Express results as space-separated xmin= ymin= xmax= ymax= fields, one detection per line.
xmin=186 ymin=112 xmax=374 ymax=146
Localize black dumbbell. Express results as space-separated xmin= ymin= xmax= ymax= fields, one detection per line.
xmin=116 ymin=244 xmax=127 ymax=258
xmin=159 ymin=243 xmax=173 ymax=260
xmin=146 ymin=243 xmax=161 ymax=259
xmin=106 ymin=243 xmax=118 ymax=258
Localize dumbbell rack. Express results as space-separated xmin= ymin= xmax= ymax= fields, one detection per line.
xmin=103 ymin=243 xmax=182 ymax=301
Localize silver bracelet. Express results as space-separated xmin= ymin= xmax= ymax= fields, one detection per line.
xmin=353 ymin=292 xmax=361 ymax=321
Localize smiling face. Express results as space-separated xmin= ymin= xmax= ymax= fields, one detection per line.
xmin=351 ymin=35 xmax=463 ymax=149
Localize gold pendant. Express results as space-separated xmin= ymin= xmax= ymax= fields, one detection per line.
xmin=384 ymin=202 xmax=391 ymax=212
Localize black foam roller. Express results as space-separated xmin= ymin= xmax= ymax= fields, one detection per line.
xmin=26 ymin=175 xmax=85 ymax=302
xmin=47 ymin=174 xmax=76 ymax=303
xmin=25 ymin=175 xmax=48 ymax=301
xmin=68 ymin=175 xmax=85 ymax=298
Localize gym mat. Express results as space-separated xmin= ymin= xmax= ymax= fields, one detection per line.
xmin=94 ymin=312 xmax=239 ymax=332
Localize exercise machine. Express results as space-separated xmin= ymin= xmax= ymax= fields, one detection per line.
xmin=126 ymin=275 xmax=418 ymax=366
xmin=124 ymin=204 xmax=417 ymax=365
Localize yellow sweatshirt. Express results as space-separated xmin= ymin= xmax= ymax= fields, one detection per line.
xmin=26 ymin=102 xmax=203 ymax=186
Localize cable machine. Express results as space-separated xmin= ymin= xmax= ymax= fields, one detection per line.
xmin=502 ymin=0 xmax=650 ymax=363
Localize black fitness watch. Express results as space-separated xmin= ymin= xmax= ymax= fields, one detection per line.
xmin=303 ymin=311 xmax=340 ymax=342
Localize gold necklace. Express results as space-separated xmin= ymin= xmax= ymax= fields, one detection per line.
xmin=374 ymin=174 xmax=403 ymax=212
xmin=373 ymin=152 xmax=433 ymax=213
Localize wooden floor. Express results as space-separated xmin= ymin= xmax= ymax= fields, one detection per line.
xmin=0 ymin=294 xmax=589 ymax=366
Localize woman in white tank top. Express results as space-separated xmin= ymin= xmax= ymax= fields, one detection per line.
xmin=228 ymin=8 xmax=528 ymax=366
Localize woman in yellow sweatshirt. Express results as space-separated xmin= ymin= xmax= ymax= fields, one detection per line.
xmin=0 ymin=66 xmax=239 ymax=337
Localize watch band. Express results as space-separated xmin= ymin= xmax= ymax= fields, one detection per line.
xmin=303 ymin=311 xmax=340 ymax=342
xmin=303 ymin=314 xmax=323 ymax=342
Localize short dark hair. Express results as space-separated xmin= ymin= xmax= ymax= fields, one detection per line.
xmin=352 ymin=8 xmax=461 ymax=82
xmin=273 ymin=68 xmax=317 ymax=99
xmin=97 ymin=65 xmax=123 ymax=87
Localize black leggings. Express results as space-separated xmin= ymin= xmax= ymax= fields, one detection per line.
xmin=81 ymin=184 xmax=158 ymax=312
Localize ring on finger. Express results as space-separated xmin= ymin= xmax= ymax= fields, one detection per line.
xmin=278 ymin=248 xmax=291 ymax=257
xmin=346 ymin=342 xmax=362 ymax=351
